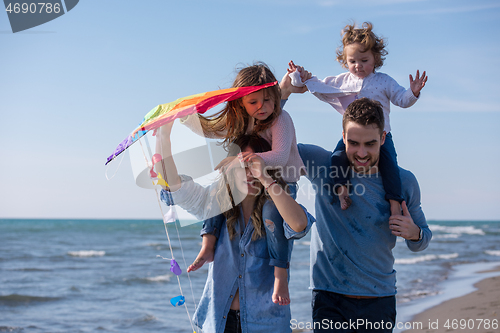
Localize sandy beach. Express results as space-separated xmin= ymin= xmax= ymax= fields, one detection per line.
xmin=402 ymin=266 xmax=500 ymax=333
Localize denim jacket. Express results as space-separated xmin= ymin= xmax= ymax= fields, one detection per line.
xmin=193 ymin=212 xmax=292 ymax=332
xmin=160 ymin=176 xmax=314 ymax=332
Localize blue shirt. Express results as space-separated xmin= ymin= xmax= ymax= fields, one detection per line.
xmin=160 ymin=175 xmax=315 ymax=332
xmin=293 ymin=143 xmax=431 ymax=297
xmin=193 ymin=211 xmax=308 ymax=333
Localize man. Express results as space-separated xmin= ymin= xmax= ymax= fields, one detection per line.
xmin=281 ymin=86 xmax=431 ymax=332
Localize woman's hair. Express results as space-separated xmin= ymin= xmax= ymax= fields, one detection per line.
xmin=336 ymin=22 xmax=388 ymax=71
xmin=217 ymin=134 xmax=286 ymax=241
xmin=197 ymin=62 xmax=282 ymax=148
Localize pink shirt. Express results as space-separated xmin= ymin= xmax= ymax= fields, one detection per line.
xmin=181 ymin=110 xmax=305 ymax=182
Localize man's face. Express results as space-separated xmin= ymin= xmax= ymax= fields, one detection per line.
xmin=343 ymin=121 xmax=386 ymax=174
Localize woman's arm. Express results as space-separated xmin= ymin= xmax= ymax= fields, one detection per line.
xmin=155 ymin=121 xmax=182 ymax=191
xmin=156 ymin=121 xmax=231 ymax=221
xmin=243 ymin=153 xmax=308 ymax=232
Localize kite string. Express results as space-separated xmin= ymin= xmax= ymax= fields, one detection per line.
xmin=140 ymin=130 xmax=198 ymax=332
xmin=155 ymin=130 xmax=198 ymax=314
xmin=104 ymin=147 xmax=127 ymax=181
xmin=153 ymin=187 xmax=196 ymax=333
xmin=171 ymin=205 xmax=198 ymax=313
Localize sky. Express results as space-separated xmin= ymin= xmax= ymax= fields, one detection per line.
xmin=1 ymin=0 xmax=499 ymax=221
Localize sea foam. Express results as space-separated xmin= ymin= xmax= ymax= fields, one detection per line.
xmin=67 ymin=250 xmax=105 ymax=257
xmin=395 ymin=253 xmax=459 ymax=264
xmin=429 ymin=224 xmax=485 ymax=235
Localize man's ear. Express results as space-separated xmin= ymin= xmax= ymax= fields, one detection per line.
xmin=380 ymin=131 xmax=386 ymax=145
xmin=342 ymin=131 xmax=346 ymax=144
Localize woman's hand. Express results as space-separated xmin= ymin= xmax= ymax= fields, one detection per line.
xmin=156 ymin=119 xmax=175 ymax=140
xmin=214 ymin=156 xmax=238 ymax=171
xmin=239 ymin=152 xmax=269 ymax=184
xmin=154 ymin=120 xmax=182 ymax=191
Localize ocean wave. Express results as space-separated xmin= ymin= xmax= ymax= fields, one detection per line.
xmin=0 ymin=326 xmax=24 ymax=333
xmin=485 ymin=250 xmax=500 ymax=257
xmin=434 ymin=234 xmax=460 ymax=239
xmin=429 ymin=224 xmax=485 ymax=236
xmin=144 ymin=274 xmax=172 ymax=282
xmin=123 ymin=274 xmax=173 ymax=284
xmin=147 ymin=242 xmax=163 ymax=247
xmin=135 ymin=314 xmax=157 ymax=323
xmin=121 ymin=314 xmax=158 ymax=328
xmin=67 ymin=250 xmax=105 ymax=257
xmin=10 ymin=267 xmax=52 ymax=272
xmin=397 ymin=289 xmax=440 ymax=303
xmin=0 ymin=294 xmax=61 ymax=305
xmin=395 ymin=253 xmax=459 ymax=264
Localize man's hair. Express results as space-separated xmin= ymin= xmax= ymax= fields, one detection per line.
xmin=342 ymin=98 xmax=385 ymax=134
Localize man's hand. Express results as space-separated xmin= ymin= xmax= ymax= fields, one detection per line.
xmin=389 ymin=201 xmax=421 ymax=241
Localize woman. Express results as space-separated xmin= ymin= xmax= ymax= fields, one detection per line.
xmin=155 ymin=122 xmax=313 ymax=332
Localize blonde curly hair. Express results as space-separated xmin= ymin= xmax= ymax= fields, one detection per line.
xmin=336 ymin=22 xmax=388 ymax=71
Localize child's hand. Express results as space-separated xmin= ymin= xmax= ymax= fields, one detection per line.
xmin=288 ymin=60 xmax=312 ymax=82
xmin=187 ymin=235 xmax=216 ymax=272
xmin=280 ymin=61 xmax=311 ymax=99
xmin=389 ymin=201 xmax=421 ymax=241
xmin=187 ymin=252 xmax=213 ymax=272
xmin=409 ymin=70 xmax=428 ymax=98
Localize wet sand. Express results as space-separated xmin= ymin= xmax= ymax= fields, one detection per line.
xmin=402 ymin=267 xmax=500 ymax=333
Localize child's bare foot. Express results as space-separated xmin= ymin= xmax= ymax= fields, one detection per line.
xmin=272 ymin=267 xmax=290 ymax=306
xmin=390 ymin=200 xmax=402 ymax=216
xmin=336 ymin=185 xmax=352 ymax=210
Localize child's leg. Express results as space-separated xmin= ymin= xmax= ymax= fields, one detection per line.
xmin=379 ymin=132 xmax=403 ymax=216
xmin=263 ymin=200 xmax=293 ymax=306
xmin=331 ymin=138 xmax=352 ymax=210
xmin=187 ymin=214 xmax=224 ymax=272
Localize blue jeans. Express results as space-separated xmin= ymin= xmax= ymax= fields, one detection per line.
xmin=330 ymin=132 xmax=402 ymax=202
xmin=312 ymin=290 xmax=396 ymax=332
xmin=224 ymin=309 xmax=242 ymax=333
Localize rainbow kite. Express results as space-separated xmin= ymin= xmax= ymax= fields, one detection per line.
xmin=105 ymin=81 xmax=277 ymax=165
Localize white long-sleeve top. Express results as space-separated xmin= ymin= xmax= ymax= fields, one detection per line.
xmin=180 ymin=110 xmax=305 ymax=183
xmin=295 ymin=71 xmax=419 ymax=133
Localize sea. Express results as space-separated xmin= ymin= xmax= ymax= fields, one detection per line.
xmin=1 ymin=219 xmax=499 ymax=333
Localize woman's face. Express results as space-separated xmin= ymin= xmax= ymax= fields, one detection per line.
xmin=233 ymin=147 xmax=262 ymax=196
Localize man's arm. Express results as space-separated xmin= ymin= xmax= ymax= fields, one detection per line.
xmin=389 ymin=169 xmax=431 ymax=252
